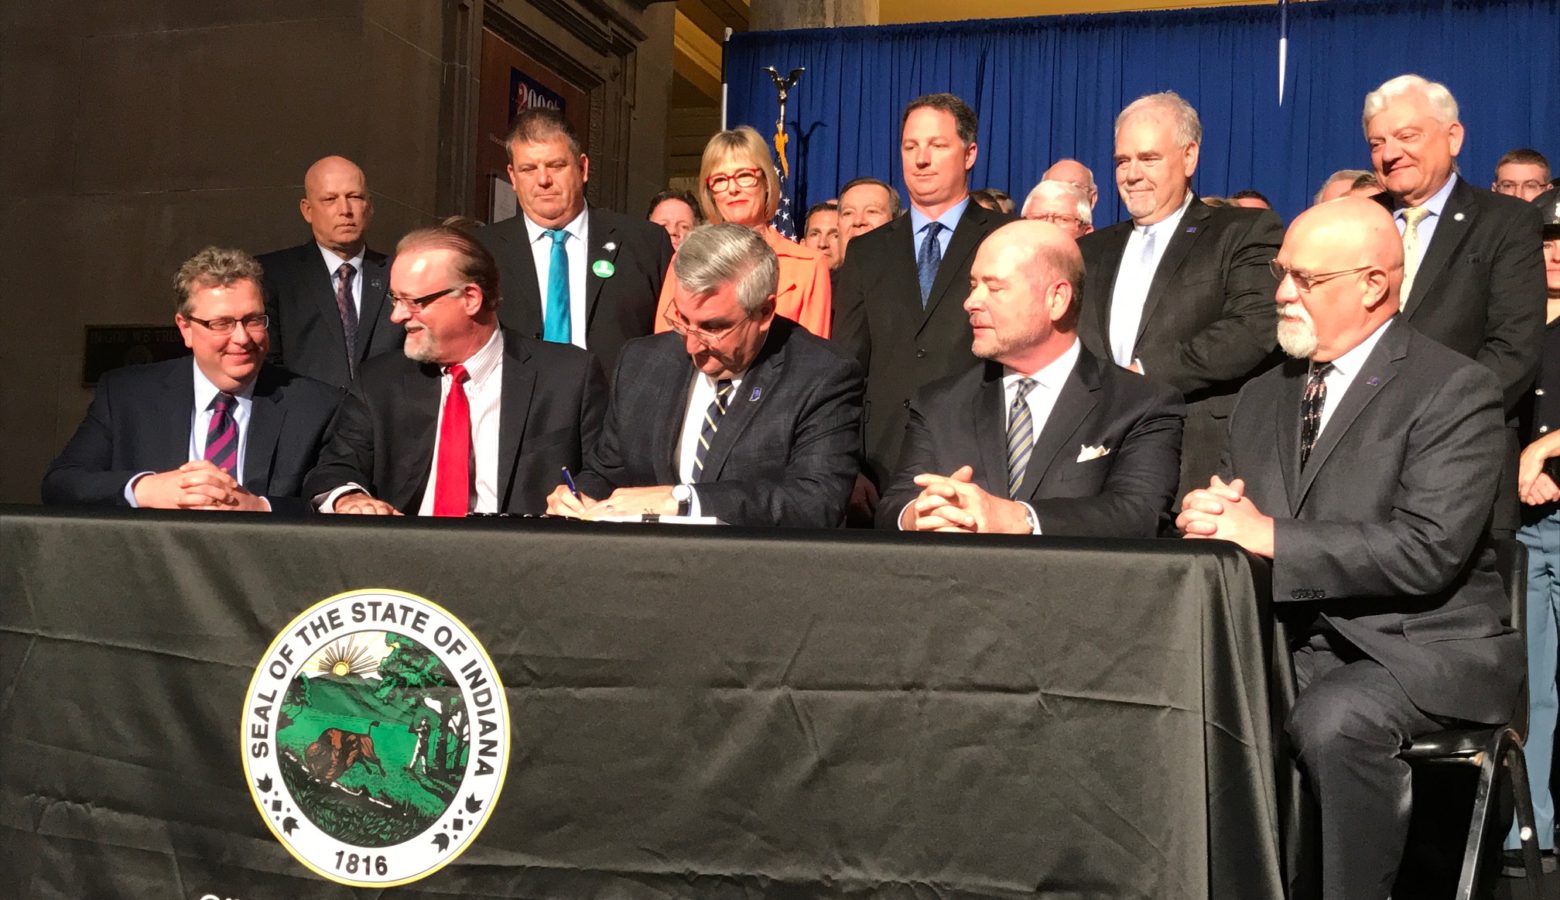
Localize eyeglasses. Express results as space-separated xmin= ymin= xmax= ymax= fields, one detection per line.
xmin=706 ymin=169 xmax=762 ymax=193
xmin=388 ymin=285 xmax=466 ymax=313
xmin=1495 ymin=180 xmax=1547 ymax=195
xmin=1268 ymin=261 xmax=1374 ymax=293
xmin=1028 ymin=213 xmax=1084 ymax=230
xmin=185 ymin=313 xmax=269 ymax=335
xmin=662 ymin=309 xmax=747 ymax=345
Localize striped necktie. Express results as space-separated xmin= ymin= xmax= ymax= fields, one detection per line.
xmin=1006 ymin=378 xmax=1037 ymax=498
xmin=692 ymin=379 xmax=735 ymax=482
xmin=334 ymin=262 xmax=359 ymax=378
xmin=204 ymin=392 xmax=239 ymax=477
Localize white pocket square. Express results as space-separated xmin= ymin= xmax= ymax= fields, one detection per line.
xmin=1076 ymin=444 xmax=1111 ymax=462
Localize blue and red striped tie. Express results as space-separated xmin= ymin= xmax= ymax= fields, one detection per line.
xmin=204 ymin=392 xmax=239 ymax=477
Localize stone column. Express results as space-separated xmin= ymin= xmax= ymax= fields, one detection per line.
xmin=749 ymin=0 xmax=878 ymax=30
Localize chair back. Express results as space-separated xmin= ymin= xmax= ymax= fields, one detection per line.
xmin=1493 ymin=536 xmax=1527 ymax=631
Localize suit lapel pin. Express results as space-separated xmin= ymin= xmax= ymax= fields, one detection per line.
xmin=1366 ymin=376 xmax=1380 ymax=386
xmin=1453 ymin=212 xmax=1465 ymax=222
xmin=604 ymin=241 xmax=617 ymax=253
xmin=1186 ymin=226 xmax=1197 ymax=233
xmin=749 ymin=386 xmax=762 ymax=402
xmin=591 ymin=259 xmax=615 ymax=278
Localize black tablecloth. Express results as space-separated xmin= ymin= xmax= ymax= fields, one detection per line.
xmin=0 ymin=506 xmax=1284 ymax=898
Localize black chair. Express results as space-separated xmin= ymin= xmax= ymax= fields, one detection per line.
xmin=1399 ymin=537 xmax=1544 ymax=899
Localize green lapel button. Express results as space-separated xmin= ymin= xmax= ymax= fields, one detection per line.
xmin=592 ymin=260 xmax=615 ymax=278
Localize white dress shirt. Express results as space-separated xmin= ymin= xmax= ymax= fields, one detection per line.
xmin=321 ymin=328 xmax=505 ymax=514
xmin=124 ymin=360 xmax=256 ymax=506
xmin=1391 ymin=173 xmax=1458 ymax=277
xmin=522 ymin=209 xmax=589 ymax=348
xmin=1108 ymin=191 xmax=1194 ymax=368
xmin=673 ymin=369 xmax=748 ymax=516
xmin=1314 ymin=317 xmax=1395 ymax=436
xmin=416 ymin=328 xmax=505 ymax=515
xmin=899 ymin=338 xmax=1081 ymax=532
xmin=317 ymin=243 xmax=366 ymax=316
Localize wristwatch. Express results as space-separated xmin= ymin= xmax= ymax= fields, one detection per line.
xmin=671 ymin=484 xmax=693 ymax=517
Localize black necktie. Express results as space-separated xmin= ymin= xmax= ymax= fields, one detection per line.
xmin=1300 ymin=363 xmax=1334 ymax=466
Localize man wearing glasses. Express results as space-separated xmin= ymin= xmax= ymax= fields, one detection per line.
xmin=43 ymin=247 xmax=341 ymax=512
xmin=547 ymin=224 xmax=863 ymax=527
xmin=304 ymin=226 xmax=607 ymax=516
xmin=1178 ymin=197 xmax=1523 ymax=899
xmin=1020 ymin=180 xmax=1093 ymax=238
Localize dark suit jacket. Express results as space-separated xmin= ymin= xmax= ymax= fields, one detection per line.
xmin=1078 ymin=197 xmax=1283 ymax=503
xmin=832 ymin=202 xmax=1013 ymax=488
xmin=1226 ymin=319 xmax=1521 ymax=724
xmin=42 ymin=358 xmax=341 ymax=514
xmin=576 ymin=316 xmax=864 ymax=528
xmin=258 ymin=241 xmax=400 ymax=389
xmin=476 ymin=207 xmax=673 ymax=375
xmin=878 ymin=344 xmax=1186 ymax=537
xmin=1374 ymin=176 xmax=1545 ymax=413
xmin=302 ymin=328 xmax=607 ymax=515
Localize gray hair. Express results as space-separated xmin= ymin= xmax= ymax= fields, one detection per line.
xmin=672 ymin=224 xmax=778 ymax=315
xmin=1021 ymin=180 xmax=1092 ymax=226
xmin=174 ymin=246 xmax=264 ymax=315
xmin=1115 ymin=91 xmax=1202 ymax=148
xmin=1314 ymin=168 xmax=1373 ymax=205
xmin=1362 ymin=74 xmax=1459 ymax=135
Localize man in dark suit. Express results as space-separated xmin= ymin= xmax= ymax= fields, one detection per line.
xmin=476 ymin=107 xmax=673 ymax=375
xmin=833 ymin=93 xmax=1011 ymax=503
xmin=258 ymin=156 xmax=399 ymax=389
xmin=1178 ymin=198 xmax=1522 ymax=899
xmin=547 ymin=224 xmax=863 ymax=528
xmin=303 ymin=226 xmax=606 ymax=516
xmin=1363 ymin=74 xmax=1547 ymax=533
xmin=880 ymin=220 xmax=1183 ymax=537
xmin=1078 ymin=91 xmax=1283 ymax=505
xmin=43 ymin=247 xmax=339 ymax=513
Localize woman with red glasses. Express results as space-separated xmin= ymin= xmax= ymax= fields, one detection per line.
xmin=654 ymin=126 xmax=832 ymax=338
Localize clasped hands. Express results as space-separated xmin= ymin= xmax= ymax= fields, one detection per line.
xmin=545 ymin=484 xmax=677 ymax=519
xmin=899 ymin=465 xmax=1032 ymax=534
xmin=1175 ymin=475 xmax=1274 ymax=557
xmin=132 ymin=460 xmax=268 ymax=512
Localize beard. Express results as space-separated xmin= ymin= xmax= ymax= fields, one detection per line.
xmin=402 ymin=328 xmax=440 ymax=363
xmin=1275 ymin=303 xmax=1318 ymax=359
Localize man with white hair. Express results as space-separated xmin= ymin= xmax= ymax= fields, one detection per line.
xmin=1020 ymin=180 xmax=1093 ymax=238
xmin=1364 ymin=73 xmax=1546 ymax=534
xmin=1041 ymin=158 xmax=1098 ymax=212
xmin=1313 ymin=169 xmax=1373 ymax=206
xmin=1077 ymin=90 xmax=1284 ymax=508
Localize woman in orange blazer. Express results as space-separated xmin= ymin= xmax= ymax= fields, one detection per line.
xmin=655 ymin=126 xmax=832 ymax=338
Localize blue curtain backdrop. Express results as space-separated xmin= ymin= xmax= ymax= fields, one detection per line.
xmin=724 ymin=0 xmax=1560 ymax=225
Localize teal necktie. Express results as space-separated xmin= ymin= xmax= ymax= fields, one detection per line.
xmin=543 ymin=228 xmax=571 ymax=343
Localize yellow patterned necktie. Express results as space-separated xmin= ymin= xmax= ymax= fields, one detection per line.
xmin=1399 ymin=206 xmax=1430 ymax=308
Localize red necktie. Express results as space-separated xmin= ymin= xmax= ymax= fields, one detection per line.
xmin=432 ymin=364 xmax=471 ymax=516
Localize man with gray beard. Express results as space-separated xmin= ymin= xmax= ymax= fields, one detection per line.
xmin=303 ymin=225 xmax=606 ymax=516
xmin=1177 ymin=198 xmax=1522 ymax=900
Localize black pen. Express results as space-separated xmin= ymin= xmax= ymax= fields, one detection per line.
xmin=561 ymin=466 xmax=582 ymax=500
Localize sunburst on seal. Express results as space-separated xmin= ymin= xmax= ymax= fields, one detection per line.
xmin=315 ymin=636 xmax=380 ymax=678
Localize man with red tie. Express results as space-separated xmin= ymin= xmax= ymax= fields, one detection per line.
xmin=303 ymin=225 xmax=606 ymax=516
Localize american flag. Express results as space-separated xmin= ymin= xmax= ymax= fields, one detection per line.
xmin=772 ymin=154 xmax=796 ymax=240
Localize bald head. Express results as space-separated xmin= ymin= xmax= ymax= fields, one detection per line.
xmin=1041 ymin=159 xmax=1098 ymax=209
xmin=301 ymin=155 xmax=372 ymax=258
xmin=964 ymin=220 xmax=1085 ymax=373
xmin=1274 ymin=197 xmax=1402 ymax=361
